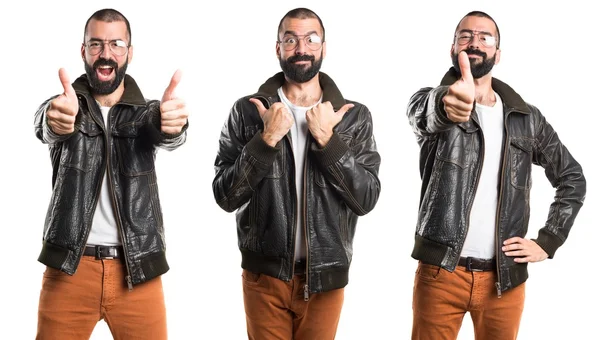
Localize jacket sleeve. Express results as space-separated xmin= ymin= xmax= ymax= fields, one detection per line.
xmin=531 ymin=108 xmax=586 ymax=258
xmin=212 ymin=99 xmax=280 ymax=212
xmin=145 ymin=100 xmax=188 ymax=151
xmin=34 ymin=96 xmax=80 ymax=145
xmin=406 ymin=86 xmax=459 ymax=142
xmin=309 ymin=104 xmax=381 ymax=216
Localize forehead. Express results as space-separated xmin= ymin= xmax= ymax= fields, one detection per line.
xmin=280 ymin=18 xmax=322 ymax=37
xmin=85 ymin=19 xmax=128 ymax=41
xmin=456 ymin=16 xmax=497 ymax=35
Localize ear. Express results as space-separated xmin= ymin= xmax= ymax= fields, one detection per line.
xmin=81 ymin=44 xmax=86 ymax=61
xmin=494 ymin=48 xmax=501 ymax=65
xmin=450 ymin=44 xmax=455 ymax=59
xmin=275 ymin=41 xmax=281 ymax=59
xmin=322 ymin=41 xmax=327 ymax=59
xmin=127 ymin=45 xmax=133 ymax=64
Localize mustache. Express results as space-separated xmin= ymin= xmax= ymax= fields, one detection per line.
xmin=463 ymin=48 xmax=486 ymax=58
xmin=286 ymin=54 xmax=315 ymax=63
xmin=93 ymin=58 xmax=118 ymax=69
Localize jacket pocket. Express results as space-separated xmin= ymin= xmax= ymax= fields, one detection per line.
xmin=59 ymin=116 xmax=102 ymax=172
xmin=113 ymin=121 xmax=155 ymax=176
xmin=434 ymin=124 xmax=478 ymax=169
xmin=509 ymin=137 xmax=533 ymax=190
xmin=245 ymin=124 xmax=285 ymax=179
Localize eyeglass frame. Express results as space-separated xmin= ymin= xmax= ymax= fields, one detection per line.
xmin=83 ymin=39 xmax=131 ymax=56
xmin=454 ymin=30 xmax=498 ymax=48
xmin=277 ymin=33 xmax=324 ymax=51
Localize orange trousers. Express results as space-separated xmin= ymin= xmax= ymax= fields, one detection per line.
xmin=37 ymin=255 xmax=167 ymax=340
xmin=242 ymin=269 xmax=345 ymax=340
xmin=412 ymin=262 xmax=525 ymax=340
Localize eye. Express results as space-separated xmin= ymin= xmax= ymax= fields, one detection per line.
xmin=88 ymin=42 xmax=102 ymax=48
xmin=483 ymin=36 xmax=496 ymax=46
xmin=307 ymin=35 xmax=322 ymax=44
xmin=283 ymin=37 xmax=297 ymax=44
xmin=114 ymin=40 xmax=127 ymax=47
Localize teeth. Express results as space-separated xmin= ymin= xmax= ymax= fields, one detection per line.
xmin=98 ymin=66 xmax=113 ymax=69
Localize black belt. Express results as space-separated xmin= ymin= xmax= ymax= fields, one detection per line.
xmin=84 ymin=245 xmax=123 ymax=260
xmin=294 ymin=259 xmax=306 ymax=275
xmin=458 ymin=256 xmax=496 ymax=272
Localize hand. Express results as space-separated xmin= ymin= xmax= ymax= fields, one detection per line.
xmin=306 ymin=102 xmax=354 ymax=147
xmin=47 ymin=68 xmax=79 ymax=135
xmin=502 ymin=237 xmax=549 ymax=263
xmin=249 ymin=99 xmax=293 ymax=147
xmin=443 ymin=51 xmax=474 ymax=123
xmin=160 ymin=69 xmax=189 ymax=134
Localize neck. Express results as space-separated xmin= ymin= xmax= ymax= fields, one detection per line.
xmin=93 ymin=83 xmax=125 ymax=107
xmin=474 ymin=75 xmax=496 ymax=106
xmin=282 ymin=74 xmax=322 ymax=107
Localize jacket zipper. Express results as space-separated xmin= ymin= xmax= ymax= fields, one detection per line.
xmin=494 ymin=108 xmax=513 ymax=298
xmin=302 ymin=136 xmax=311 ymax=301
xmin=103 ymin=102 xmax=134 ymax=291
xmin=456 ymin=112 xmax=485 ymax=272
xmin=262 ymin=97 xmax=300 ymax=283
xmin=76 ymin=96 xmax=105 ymax=267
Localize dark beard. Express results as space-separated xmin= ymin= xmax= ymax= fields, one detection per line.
xmin=84 ymin=58 xmax=128 ymax=95
xmin=452 ymin=48 xmax=495 ymax=79
xmin=279 ymin=52 xmax=323 ymax=83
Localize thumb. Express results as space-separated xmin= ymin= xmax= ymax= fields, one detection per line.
xmin=458 ymin=51 xmax=473 ymax=84
xmin=336 ymin=103 xmax=355 ymax=116
xmin=58 ymin=68 xmax=76 ymax=99
xmin=249 ymin=98 xmax=267 ymax=117
xmin=162 ymin=69 xmax=182 ymax=102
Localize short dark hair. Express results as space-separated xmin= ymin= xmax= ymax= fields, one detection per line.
xmin=277 ymin=8 xmax=325 ymax=41
xmin=455 ymin=11 xmax=500 ymax=48
xmin=83 ymin=8 xmax=131 ymax=44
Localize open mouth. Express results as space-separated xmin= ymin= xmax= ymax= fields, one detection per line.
xmin=96 ymin=65 xmax=115 ymax=81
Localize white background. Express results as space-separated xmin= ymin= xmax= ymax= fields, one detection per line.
xmin=1 ymin=0 xmax=597 ymax=339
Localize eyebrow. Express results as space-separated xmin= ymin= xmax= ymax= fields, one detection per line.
xmin=282 ymin=30 xmax=319 ymax=37
xmin=87 ymin=37 xmax=127 ymax=43
xmin=458 ymin=29 xmax=493 ymax=36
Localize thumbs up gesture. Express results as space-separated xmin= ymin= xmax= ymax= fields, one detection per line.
xmin=306 ymin=101 xmax=354 ymax=147
xmin=47 ymin=68 xmax=79 ymax=135
xmin=160 ymin=70 xmax=189 ymax=134
xmin=249 ymin=99 xmax=294 ymax=147
xmin=443 ymin=51 xmax=475 ymax=123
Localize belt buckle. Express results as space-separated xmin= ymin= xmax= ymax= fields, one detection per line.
xmin=95 ymin=246 xmax=115 ymax=260
xmin=466 ymin=257 xmax=483 ymax=272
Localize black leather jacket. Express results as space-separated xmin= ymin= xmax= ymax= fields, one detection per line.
xmin=407 ymin=68 xmax=586 ymax=294
xmin=213 ymin=72 xmax=381 ymax=295
xmin=34 ymin=74 xmax=187 ymax=288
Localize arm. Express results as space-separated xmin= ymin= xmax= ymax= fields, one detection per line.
xmin=531 ymin=109 xmax=586 ymax=258
xmin=144 ymin=100 xmax=188 ymax=151
xmin=310 ymin=104 xmax=381 ymax=216
xmin=212 ymin=99 xmax=281 ymax=212
xmin=406 ymin=85 xmax=457 ymax=140
xmin=34 ymin=96 xmax=80 ymax=145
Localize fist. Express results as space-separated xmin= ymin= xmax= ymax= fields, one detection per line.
xmin=443 ymin=51 xmax=474 ymax=123
xmin=249 ymin=99 xmax=294 ymax=147
xmin=160 ymin=69 xmax=189 ymax=134
xmin=47 ymin=68 xmax=79 ymax=135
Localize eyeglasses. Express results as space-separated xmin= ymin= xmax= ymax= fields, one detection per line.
xmin=278 ymin=34 xmax=323 ymax=51
xmin=84 ymin=39 xmax=130 ymax=56
xmin=455 ymin=30 xmax=497 ymax=48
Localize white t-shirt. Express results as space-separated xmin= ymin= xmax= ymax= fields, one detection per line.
xmin=86 ymin=105 xmax=121 ymax=246
xmin=461 ymin=92 xmax=503 ymax=259
xmin=277 ymin=87 xmax=321 ymax=261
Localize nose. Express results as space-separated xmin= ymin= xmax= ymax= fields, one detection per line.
xmin=295 ymin=39 xmax=308 ymax=54
xmin=100 ymin=42 xmax=112 ymax=59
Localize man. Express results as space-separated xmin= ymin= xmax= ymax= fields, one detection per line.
xmin=34 ymin=8 xmax=188 ymax=339
xmin=406 ymin=10 xmax=586 ymax=340
xmin=213 ymin=7 xmax=380 ymax=340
